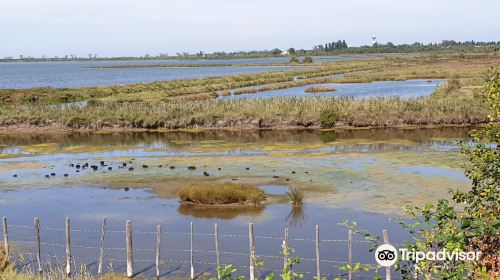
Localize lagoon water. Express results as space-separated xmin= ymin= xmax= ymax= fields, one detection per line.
xmin=0 ymin=56 xmax=370 ymax=89
xmin=0 ymin=128 xmax=472 ymax=278
xmin=220 ymin=79 xmax=443 ymax=100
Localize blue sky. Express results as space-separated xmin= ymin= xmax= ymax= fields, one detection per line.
xmin=1 ymin=0 xmax=499 ymax=57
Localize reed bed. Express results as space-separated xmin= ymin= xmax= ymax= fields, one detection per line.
xmin=0 ymin=94 xmax=488 ymax=130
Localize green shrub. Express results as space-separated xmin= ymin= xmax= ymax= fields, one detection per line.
xmin=319 ymin=109 xmax=339 ymax=128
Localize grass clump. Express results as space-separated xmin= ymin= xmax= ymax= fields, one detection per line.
xmin=443 ymin=76 xmax=461 ymax=95
xmin=178 ymin=183 xmax=265 ymax=206
xmin=0 ymin=248 xmax=10 ymax=274
xmin=286 ymin=187 xmax=304 ymax=207
xmin=319 ymin=108 xmax=339 ymax=128
xmin=304 ymin=86 xmax=337 ymax=93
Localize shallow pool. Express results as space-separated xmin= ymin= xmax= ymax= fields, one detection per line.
xmin=219 ymin=79 xmax=443 ymax=100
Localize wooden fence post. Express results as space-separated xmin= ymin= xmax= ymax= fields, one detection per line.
xmin=283 ymin=228 xmax=289 ymax=270
xmin=2 ymin=217 xmax=9 ymax=258
xmin=156 ymin=225 xmax=161 ymax=279
xmin=383 ymin=229 xmax=391 ymax=280
xmin=126 ymin=220 xmax=133 ymax=278
xmin=98 ymin=217 xmax=107 ymax=275
xmin=190 ymin=222 xmax=194 ymax=280
xmin=65 ymin=217 xmax=72 ymax=276
xmin=249 ymin=223 xmax=255 ymax=280
xmin=215 ymin=223 xmax=221 ymax=279
xmin=348 ymin=230 xmax=353 ymax=280
xmin=315 ymin=225 xmax=320 ymax=280
xmin=34 ymin=217 xmax=42 ymax=275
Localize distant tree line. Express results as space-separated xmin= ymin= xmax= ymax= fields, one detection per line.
xmin=312 ymin=40 xmax=348 ymax=52
xmin=328 ymin=40 xmax=500 ymax=54
xmin=3 ymin=40 xmax=499 ymax=62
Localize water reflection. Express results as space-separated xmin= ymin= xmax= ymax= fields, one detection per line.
xmin=177 ymin=204 xmax=265 ymax=219
xmin=286 ymin=206 xmax=305 ymax=227
xmin=0 ymin=127 xmax=472 ymax=156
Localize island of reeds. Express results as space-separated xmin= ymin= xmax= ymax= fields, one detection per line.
xmin=177 ymin=183 xmax=266 ymax=207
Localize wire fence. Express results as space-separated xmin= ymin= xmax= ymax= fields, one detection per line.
xmin=2 ymin=216 xmax=400 ymax=279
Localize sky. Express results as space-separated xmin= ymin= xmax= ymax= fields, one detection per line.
xmin=1 ymin=0 xmax=499 ymax=58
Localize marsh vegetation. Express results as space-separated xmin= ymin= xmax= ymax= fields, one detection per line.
xmin=304 ymin=86 xmax=337 ymax=93
xmin=177 ymin=183 xmax=266 ymax=206
xmin=0 ymin=54 xmax=497 ymax=131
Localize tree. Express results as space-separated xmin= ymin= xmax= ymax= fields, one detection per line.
xmin=271 ymin=48 xmax=282 ymax=55
xmin=287 ymin=48 xmax=296 ymax=55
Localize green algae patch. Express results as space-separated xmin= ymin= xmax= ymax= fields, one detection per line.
xmin=374 ymin=151 xmax=466 ymax=170
xmin=18 ymin=143 xmax=60 ymax=153
xmin=328 ymin=138 xmax=418 ymax=147
xmin=0 ymin=154 xmax=35 ymax=159
xmin=0 ymin=161 xmax=47 ymax=172
xmin=18 ymin=143 xmax=137 ymax=154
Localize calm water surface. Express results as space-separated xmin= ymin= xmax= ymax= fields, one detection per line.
xmin=220 ymin=79 xmax=443 ymax=100
xmin=0 ymin=56 xmax=370 ymax=89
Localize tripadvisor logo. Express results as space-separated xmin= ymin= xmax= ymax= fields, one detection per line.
xmin=374 ymin=244 xmax=481 ymax=267
xmin=375 ymin=244 xmax=397 ymax=267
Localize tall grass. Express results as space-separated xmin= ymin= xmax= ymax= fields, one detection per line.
xmin=0 ymin=248 xmax=9 ymax=274
xmin=0 ymin=94 xmax=488 ymax=130
xmin=0 ymin=246 xmax=129 ymax=280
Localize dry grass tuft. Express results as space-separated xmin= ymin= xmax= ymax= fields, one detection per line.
xmin=0 ymin=247 xmax=10 ymax=274
xmin=286 ymin=187 xmax=304 ymax=206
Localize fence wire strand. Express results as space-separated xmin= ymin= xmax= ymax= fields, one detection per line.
xmin=4 ymin=221 xmax=387 ymax=278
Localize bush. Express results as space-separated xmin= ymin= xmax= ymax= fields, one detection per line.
xmin=289 ymin=56 xmax=299 ymax=63
xmin=319 ymin=108 xmax=339 ymax=128
xmin=303 ymin=56 xmax=313 ymax=63
xmin=177 ymin=183 xmax=265 ymax=205
xmin=396 ymin=72 xmax=500 ymax=279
